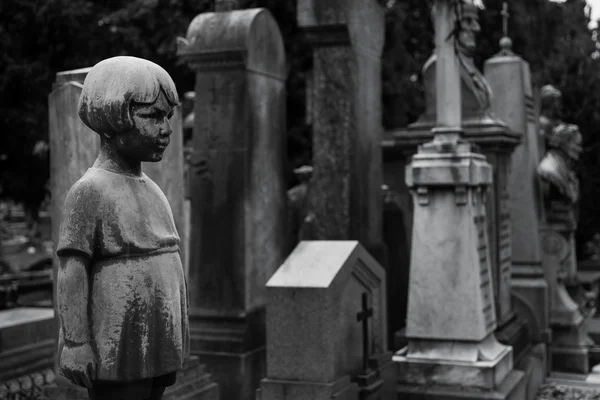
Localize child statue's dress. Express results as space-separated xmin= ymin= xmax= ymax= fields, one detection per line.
xmin=57 ymin=167 xmax=189 ymax=381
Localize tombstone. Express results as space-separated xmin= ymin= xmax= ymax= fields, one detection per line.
xmin=45 ymin=67 xmax=216 ymax=400
xmin=393 ymin=1 xmax=525 ymax=399
xmin=258 ymin=241 xmax=394 ymax=400
xmin=483 ymin=13 xmax=550 ymax=396
xmin=298 ymin=0 xmax=387 ymax=266
xmin=485 ymin=28 xmax=551 ymax=346
xmin=384 ymin=0 xmax=523 ymax=352
xmin=177 ymin=7 xmax=287 ymax=400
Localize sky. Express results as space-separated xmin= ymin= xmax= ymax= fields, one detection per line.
xmin=588 ymin=0 xmax=600 ymax=28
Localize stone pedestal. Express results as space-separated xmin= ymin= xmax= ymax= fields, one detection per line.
xmin=385 ymin=74 xmax=522 ymax=355
xmin=542 ymin=220 xmax=591 ymax=373
xmin=395 ymin=133 xmax=525 ymax=400
xmin=0 ymin=308 xmax=55 ymax=394
xmin=177 ymin=9 xmax=287 ymax=400
xmin=298 ymin=0 xmax=386 ymax=266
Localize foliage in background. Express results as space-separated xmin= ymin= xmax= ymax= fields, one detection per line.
xmin=383 ymin=0 xmax=600 ymax=257
xmin=2 ymin=0 xmax=600 ymax=257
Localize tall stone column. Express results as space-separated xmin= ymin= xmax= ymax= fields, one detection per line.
xmin=485 ymin=38 xmax=551 ymax=347
xmin=177 ymin=8 xmax=287 ymax=400
xmin=298 ymin=0 xmax=386 ymax=265
xmin=393 ymin=1 xmax=525 ymax=398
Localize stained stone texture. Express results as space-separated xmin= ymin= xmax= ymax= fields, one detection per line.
xmin=405 ymin=146 xmax=497 ymax=341
xmin=386 ymin=93 xmax=519 ymax=340
xmin=143 ymin=109 xmax=186 ymax=275
xmin=177 ymin=9 xmax=287 ymax=400
xmin=298 ymin=0 xmax=385 ymax=263
xmin=47 ymin=64 xmax=210 ymax=399
xmin=260 ymin=241 xmax=388 ymax=400
xmin=48 ymin=65 xmax=188 ymax=346
xmin=486 ymin=54 xmax=543 ymax=271
xmin=485 ymin=52 xmax=552 ymax=347
xmin=48 ymin=68 xmax=98 ymax=369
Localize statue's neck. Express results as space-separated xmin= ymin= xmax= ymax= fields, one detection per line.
xmin=93 ymin=137 xmax=143 ymax=177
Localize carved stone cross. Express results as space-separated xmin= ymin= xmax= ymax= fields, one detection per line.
xmin=501 ymin=2 xmax=510 ymax=38
xmin=356 ymin=292 xmax=373 ymax=374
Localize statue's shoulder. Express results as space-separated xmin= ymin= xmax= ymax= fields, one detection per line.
xmin=64 ymin=168 xmax=113 ymax=204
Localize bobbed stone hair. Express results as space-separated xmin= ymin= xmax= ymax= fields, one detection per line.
xmin=78 ymin=56 xmax=181 ymax=135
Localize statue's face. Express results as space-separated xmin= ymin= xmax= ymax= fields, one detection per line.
xmin=458 ymin=12 xmax=480 ymax=56
xmin=113 ymin=91 xmax=175 ymax=163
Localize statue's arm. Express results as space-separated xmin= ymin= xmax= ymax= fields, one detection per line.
xmin=57 ymin=253 xmax=91 ymax=346
xmin=57 ymin=252 xmax=97 ymax=387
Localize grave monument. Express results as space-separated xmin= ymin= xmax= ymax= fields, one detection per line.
xmin=393 ymin=1 xmax=525 ymax=398
xmin=384 ymin=0 xmax=524 ymax=354
xmin=258 ymin=241 xmax=394 ymax=400
xmin=298 ymin=0 xmax=387 ymax=266
xmin=484 ymin=12 xmax=551 ymax=396
xmin=537 ymin=89 xmax=595 ymax=373
xmin=177 ymin=2 xmax=287 ymax=399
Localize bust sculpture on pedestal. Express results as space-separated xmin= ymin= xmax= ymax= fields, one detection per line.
xmin=409 ymin=0 xmax=505 ymax=133
xmin=537 ymin=84 xmax=595 ymax=374
xmin=56 ymin=56 xmax=189 ymax=400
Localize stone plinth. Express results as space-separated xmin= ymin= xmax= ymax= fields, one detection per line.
xmin=542 ymin=222 xmax=592 ymax=373
xmin=298 ymin=0 xmax=386 ymax=266
xmin=259 ymin=241 xmax=393 ymax=400
xmin=177 ymin=9 xmax=287 ymax=400
xmin=396 ymin=133 xmax=524 ymax=400
xmin=0 ymin=308 xmax=55 ymax=383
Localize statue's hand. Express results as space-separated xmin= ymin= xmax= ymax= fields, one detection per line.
xmin=59 ymin=343 xmax=97 ymax=388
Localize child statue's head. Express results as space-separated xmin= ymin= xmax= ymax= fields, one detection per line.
xmin=78 ymin=56 xmax=181 ymax=162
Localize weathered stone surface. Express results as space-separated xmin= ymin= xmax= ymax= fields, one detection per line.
xmin=265 ymin=241 xmax=387 ymax=382
xmin=485 ymin=50 xmax=553 ymax=350
xmin=261 ymin=241 xmax=388 ymax=400
xmin=405 ymin=147 xmax=496 ymax=342
xmin=178 ymin=8 xmax=287 ymax=400
xmin=299 ymin=0 xmax=385 ymax=262
xmin=53 ymin=57 xmax=191 ymax=396
xmin=385 ymin=5 xmax=521 ymax=340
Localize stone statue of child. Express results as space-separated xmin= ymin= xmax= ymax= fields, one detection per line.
xmin=56 ymin=56 xmax=189 ymax=400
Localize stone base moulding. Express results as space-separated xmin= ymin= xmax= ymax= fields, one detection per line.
xmin=394 ymin=343 xmax=526 ymax=400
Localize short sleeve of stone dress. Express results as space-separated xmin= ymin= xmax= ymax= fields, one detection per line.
xmin=56 ymin=179 xmax=101 ymax=260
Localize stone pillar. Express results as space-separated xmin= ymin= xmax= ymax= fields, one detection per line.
xmin=298 ymin=0 xmax=386 ymax=265
xmin=177 ymin=9 xmax=287 ymax=400
xmin=485 ymin=41 xmax=551 ymax=347
xmin=393 ymin=1 xmax=525 ymax=398
xmin=48 ymin=68 xmax=98 ymax=377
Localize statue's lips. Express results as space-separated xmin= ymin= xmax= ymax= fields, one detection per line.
xmin=157 ymin=140 xmax=170 ymax=149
